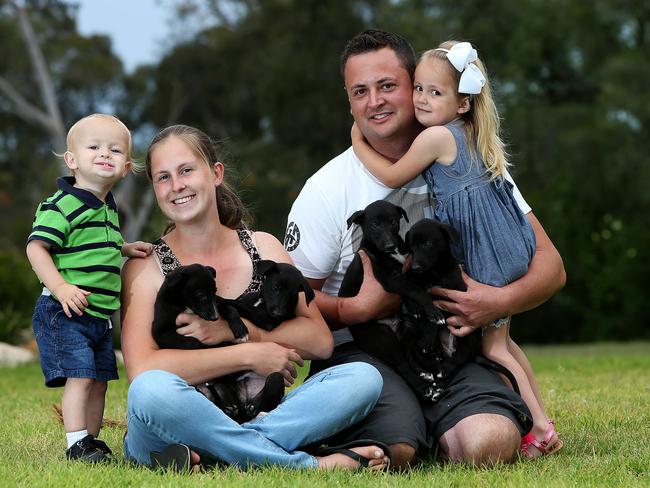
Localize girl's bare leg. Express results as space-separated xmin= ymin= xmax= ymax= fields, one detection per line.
xmin=482 ymin=322 xmax=558 ymax=456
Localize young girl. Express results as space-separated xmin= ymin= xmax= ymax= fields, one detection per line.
xmin=351 ymin=41 xmax=562 ymax=459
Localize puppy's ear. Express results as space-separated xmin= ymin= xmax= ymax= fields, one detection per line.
xmin=206 ymin=266 xmax=217 ymax=278
xmin=257 ymin=259 xmax=276 ymax=275
xmin=398 ymin=206 xmax=410 ymax=223
xmin=346 ymin=210 xmax=365 ymax=229
xmin=301 ymin=279 xmax=315 ymax=305
xmin=440 ymin=223 xmax=460 ymax=244
xmin=165 ymin=267 xmax=185 ymax=288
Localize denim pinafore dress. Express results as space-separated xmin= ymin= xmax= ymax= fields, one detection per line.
xmin=422 ymin=120 xmax=536 ymax=287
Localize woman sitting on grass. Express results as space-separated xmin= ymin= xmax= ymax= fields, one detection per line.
xmin=120 ymin=125 xmax=389 ymax=471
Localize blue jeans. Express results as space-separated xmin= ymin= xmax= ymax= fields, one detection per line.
xmin=32 ymin=295 xmax=118 ymax=387
xmin=124 ymin=362 xmax=382 ymax=469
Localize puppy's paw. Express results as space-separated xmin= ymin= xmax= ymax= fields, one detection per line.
xmin=431 ymin=388 xmax=444 ymax=401
xmin=423 ymin=387 xmax=435 ymax=400
xmin=423 ymin=304 xmax=446 ymax=326
xmin=233 ymin=334 xmax=249 ymax=344
xmin=423 ymin=386 xmax=444 ymax=402
xmin=244 ymin=403 xmax=258 ymax=420
xmin=418 ymin=371 xmax=436 ymax=383
xmin=223 ymin=405 xmax=239 ymax=420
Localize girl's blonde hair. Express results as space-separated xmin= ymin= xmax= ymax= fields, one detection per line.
xmin=421 ymin=41 xmax=509 ymax=178
xmin=145 ymin=124 xmax=251 ymax=231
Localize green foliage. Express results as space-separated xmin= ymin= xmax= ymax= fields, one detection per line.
xmin=1 ymin=0 xmax=649 ymax=343
xmin=0 ymin=248 xmax=40 ymax=344
xmin=0 ymin=343 xmax=648 ymax=485
xmin=0 ymin=0 xmax=126 ymax=244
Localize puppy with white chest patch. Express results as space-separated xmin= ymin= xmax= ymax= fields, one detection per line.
xmin=339 ymin=200 xmax=449 ymax=401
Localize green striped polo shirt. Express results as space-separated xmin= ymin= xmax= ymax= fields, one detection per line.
xmin=28 ymin=176 xmax=124 ymax=319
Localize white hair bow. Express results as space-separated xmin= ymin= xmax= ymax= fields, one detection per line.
xmin=438 ymin=42 xmax=485 ymax=95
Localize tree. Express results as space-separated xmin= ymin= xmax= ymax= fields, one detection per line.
xmin=1 ymin=0 xmax=648 ymax=343
xmin=0 ymin=0 xmax=155 ymax=244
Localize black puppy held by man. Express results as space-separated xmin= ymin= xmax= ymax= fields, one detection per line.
xmin=340 ymin=200 xmax=446 ymax=401
xmin=286 ymin=29 xmax=565 ymax=468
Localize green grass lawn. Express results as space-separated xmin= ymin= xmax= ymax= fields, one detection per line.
xmin=0 ymin=342 xmax=648 ymax=487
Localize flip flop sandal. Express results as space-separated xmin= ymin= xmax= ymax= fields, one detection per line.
xmin=520 ymin=419 xmax=563 ymax=459
xmin=150 ymin=443 xmax=192 ymax=472
xmin=316 ymin=438 xmax=392 ymax=468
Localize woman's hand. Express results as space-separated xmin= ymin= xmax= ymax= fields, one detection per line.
xmin=247 ymin=343 xmax=304 ymax=386
xmin=175 ymin=313 xmax=235 ymax=345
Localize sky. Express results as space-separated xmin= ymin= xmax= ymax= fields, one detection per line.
xmin=68 ymin=0 xmax=175 ymax=73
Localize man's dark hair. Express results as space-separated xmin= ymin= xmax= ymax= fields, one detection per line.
xmin=340 ymin=29 xmax=416 ymax=79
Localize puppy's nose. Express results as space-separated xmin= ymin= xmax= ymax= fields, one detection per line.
xmin=207 ymin=302 xmax=219 ymax=321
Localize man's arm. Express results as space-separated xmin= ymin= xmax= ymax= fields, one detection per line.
xmin=308 ymin=251 xmax=401 ymax=330
xmin=431 ymin=212 xmax=566 ymax=336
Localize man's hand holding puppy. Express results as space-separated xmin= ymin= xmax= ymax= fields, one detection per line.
xmin=335 ymin=251 xmax=402 ymax=325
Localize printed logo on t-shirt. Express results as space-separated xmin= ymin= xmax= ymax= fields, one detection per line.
xmin=284 ymin=222 xmax=300 ymax=252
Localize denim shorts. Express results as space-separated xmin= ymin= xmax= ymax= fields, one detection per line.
xmin=32 ymin=295 xmax=119 ymax=387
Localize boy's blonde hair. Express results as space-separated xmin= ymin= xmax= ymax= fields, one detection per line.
xmin=421 ymin=41 xmax=509 ymax=178
xmin=66 ymin=113 xmax=132 ymax=156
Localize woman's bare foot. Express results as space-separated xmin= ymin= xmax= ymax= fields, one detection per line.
xmin=317 ymin=445 xmax=389 ymax=471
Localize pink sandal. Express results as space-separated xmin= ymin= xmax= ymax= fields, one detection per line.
xmin=520 ymin=419 xmax=563 ymax=459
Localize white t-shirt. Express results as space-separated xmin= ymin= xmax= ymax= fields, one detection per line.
xmin=285 ymin=147 xmax=530 ymax=345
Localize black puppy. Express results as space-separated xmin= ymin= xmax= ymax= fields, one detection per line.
xmin=151 ymin=263 xmax=252 ymax=421
xmin=152 ymin=263 xmax=247 ymax=349
xmin=152 ymin=261 xmax=314 ymax=422
xmin=206 ymin=259 xmax=316 ymax=421
xmin=228 ymin=260 xmax=316 ymax=331
xmin=402 ymin=219 xmax=481 ymax=390
xmin=339 ymin=201 xmax=449 ymax=401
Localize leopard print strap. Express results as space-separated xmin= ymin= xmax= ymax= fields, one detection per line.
xmin=237 ymin=229 xmax=264 ymax=296
xmin=153 ymin=231 xmax=264 ymax=296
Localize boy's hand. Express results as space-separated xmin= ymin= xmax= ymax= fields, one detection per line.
xmin=122 ymin=241 xmax=153 ymax=258
xmin=53 ymin=282 xmax=91 ymax=318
